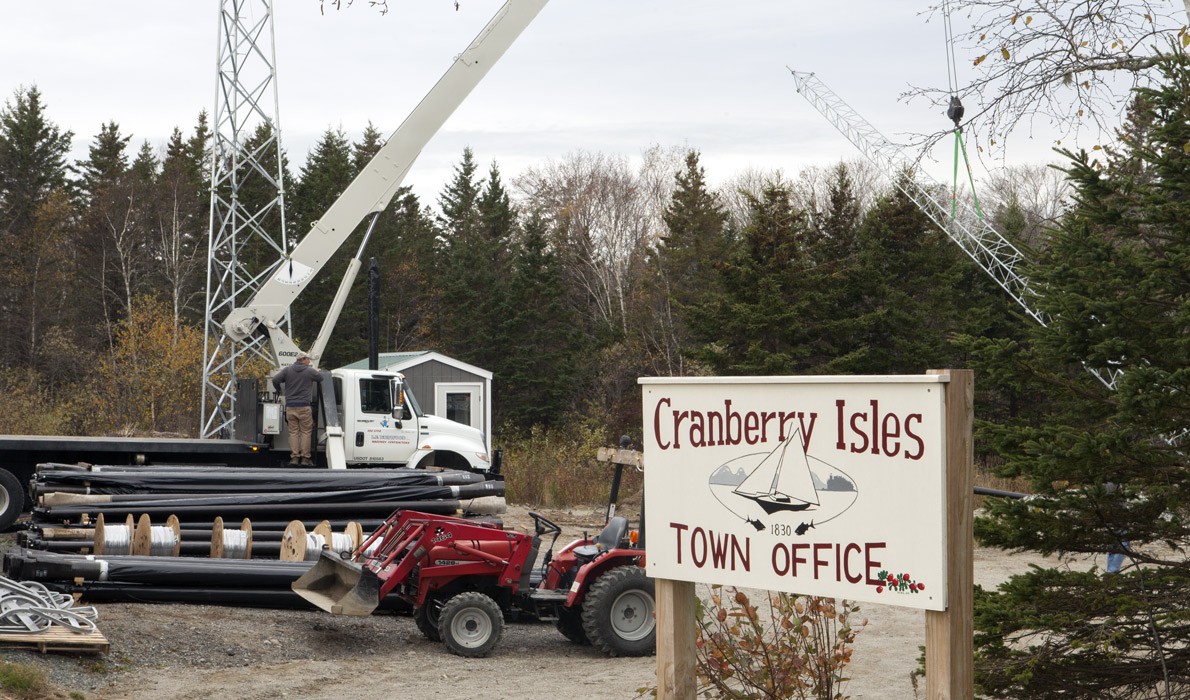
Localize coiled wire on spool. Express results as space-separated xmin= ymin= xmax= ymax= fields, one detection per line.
xmin=92 ymin=513 xmax=136 ymax=555
xmin=281 ymin=520 xmax=360 ymax=561
xmin=210 ymin=517 xmax=254 ymax=559
xmin=132 ymin=514 xmax=181 ymax=556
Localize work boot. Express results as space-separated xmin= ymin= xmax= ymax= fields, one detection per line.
xmin=300 ymin=457 xmax=315 ymax=467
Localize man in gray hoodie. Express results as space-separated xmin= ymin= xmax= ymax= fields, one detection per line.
xmin=272 ymin=352 xmax=318 ymax=466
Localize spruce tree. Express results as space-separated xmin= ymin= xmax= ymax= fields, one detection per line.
xmin=434 ymin=148 xmax=491 ymax=362
xmin=657 ymin=150 xmax=729 ymax=370
xmin=0 ymin=86 xmax=74 ymax=366
xmin=130 ymin=140 xmax=159 ymax=183
xmin=968 ymin=53 xmax=1190 ymax=698
xmin=289 ymin=128 xmax=359 ymax=362
xmin=0 ymin=86 xmax=73 ymax=235
xmin=498 ymin=210 xmax=585 ymax=428
xmin=686 ymin=181 xmax=816 ymax=374
xmin=352 ymin=122 xmax=384 ymax=173
xmin=77 ymin=120 xmax=131 ymax=201
xmin=827 ymin=178 xmax=968 ymax=374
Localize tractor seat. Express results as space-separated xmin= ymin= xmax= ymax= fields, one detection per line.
xmin=573 ymin=516 xmax=629 ymax=560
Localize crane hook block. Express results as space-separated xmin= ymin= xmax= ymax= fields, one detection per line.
xmin=947 ymin=96 xmax=965 ymax=126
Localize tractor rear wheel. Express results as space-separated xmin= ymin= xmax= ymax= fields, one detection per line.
xmin=555 ymin=605 xmax=589 ymax=645
xmin=414 ymin=595 xmax=446 ymax=641
xmin=581 ymin=565 xmax=655 ymax=657
xmin=439 ymin=591 xmax=503 ymax=658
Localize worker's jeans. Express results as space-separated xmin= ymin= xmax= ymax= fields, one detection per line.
xmin=285 ymin=405 xmax=314 ymax=462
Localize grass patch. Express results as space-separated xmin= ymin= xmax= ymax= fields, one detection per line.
xmin=0 ymin=661 xmax=49 ymax=697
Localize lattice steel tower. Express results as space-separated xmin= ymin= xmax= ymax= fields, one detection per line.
xmin=201 ymin=0 xmax=289 ymax=438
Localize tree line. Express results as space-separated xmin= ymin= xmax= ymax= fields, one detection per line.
xmin=0 ymin=83 xmax=1047 ymax=438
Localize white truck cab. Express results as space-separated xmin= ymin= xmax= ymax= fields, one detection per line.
xmin=269 ymin=368 xmax=491 ymax=473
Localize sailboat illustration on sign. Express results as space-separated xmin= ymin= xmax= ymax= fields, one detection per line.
xmin=733 ymin=429 xmax=819 ymax=515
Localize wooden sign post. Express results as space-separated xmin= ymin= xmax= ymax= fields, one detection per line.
xmin=642 ymin=372 xmax=974 ymax=700
xmin=925 ymin=369 xmax=974 ymax=699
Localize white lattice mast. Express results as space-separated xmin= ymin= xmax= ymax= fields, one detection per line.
xmin=788 ymin=69 xmax=1121 ymax=390
xmin=201 ymin=0 xmax=289 ymax=438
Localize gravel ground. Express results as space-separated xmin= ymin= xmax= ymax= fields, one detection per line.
xmin=0 ymin=505 xmax=660 ymax=700
xmin=0 ymin=504 xmax=1098 ymax=700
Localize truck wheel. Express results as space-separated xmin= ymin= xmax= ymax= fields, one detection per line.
xmin=0 ymin=470 xmax=25 ymax=531
xmin=581 ymin=565 xmax=655 ymax=657
xmin=414 ymin=595 xmax=445 ymax=641
xmin=438 ymin=591 xmax=503 ymax=658
xmin=555 ymin=605 xmax=589 ymax=645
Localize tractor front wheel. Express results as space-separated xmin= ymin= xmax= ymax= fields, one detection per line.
xmin=414 ymin=595 xmax=446 ymax=641
xmin=439 ymin=591 xmax=503 ymax=658
xmin=581 ymin=565 xmax=655 ymax=657
xmin=555 ymin=605 xmax=589 ymax=645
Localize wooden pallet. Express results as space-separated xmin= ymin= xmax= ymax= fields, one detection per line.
xmin=0 ymin=627 xmax=109 ymax=654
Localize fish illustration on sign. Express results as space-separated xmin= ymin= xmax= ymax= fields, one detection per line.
xmin=733 ymin=429 xmax=819 ymax=515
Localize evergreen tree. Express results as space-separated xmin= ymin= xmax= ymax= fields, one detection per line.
xmin=0 ymin=86 xmax=72 ymax=232
xmin=77 ymin=120 xmax=131 ymax=200
xmin=686 ymin=181 xmax=817 ymax=375
xmin=371 ymin=187 xmax=441 ymax=354
xmin=289 ymin=127 xmax=359 ymax=360
xmin=153 ymin=124 xmax=210 ymax=326
xmin=498 ymin=210 xmax=585 ymax=427
xmin=184 ymin=111 xmax=212 ymax=217
xmin=73 ymin=120 xmax=157 ymax=344
xmin=0 ymin=86 xmax=74 ymax=366
xmin=434 ymin=147 xmax=490 ymax=361
xmin=656 ymin=150 xmax=729 ymax=372
xmin=968 ymin=53 xmax=1190 ymax=697
xmin=824 ymin=178 xmax=967 ymax=374
xmin=352 ymin=122 xmax=384 ymax=173
xmin=437 ymin=146 xmax=482 ymax=239
xmin=130 ymin=140 xmax=159 ymax=183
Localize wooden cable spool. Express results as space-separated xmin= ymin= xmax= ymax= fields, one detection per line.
xmin=210 ymin=516 xmax=254 ymax=559
xmin=131 ymin=513 xmax=181 ymax=556
xmin=93 ymin=513 xmax=135 ymax=555
xmin=281 ymin=519 xmax=351 ymax=561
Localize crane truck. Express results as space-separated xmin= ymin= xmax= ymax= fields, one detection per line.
xmin=0 ymin=0 xmax=550 ymax=531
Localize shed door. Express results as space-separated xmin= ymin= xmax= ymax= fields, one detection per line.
xmin=435 ymin=383 xmax=483 ymax=432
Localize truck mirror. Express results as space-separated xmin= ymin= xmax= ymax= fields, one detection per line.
xmin=391 ymin=379 xmax=405 ymax=425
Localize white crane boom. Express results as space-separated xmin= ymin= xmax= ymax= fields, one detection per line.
xmin=223 ymin=0 xmax=550 ymax=367
xmin=788 ymin=69 xmax=1121 ymax=390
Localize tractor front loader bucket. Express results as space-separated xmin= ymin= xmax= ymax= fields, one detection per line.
xmin=292 ymin=550 xmax=382 ymax=617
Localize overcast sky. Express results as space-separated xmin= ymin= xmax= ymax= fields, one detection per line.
xmin=2 ymin=0 xmax=1073 ymax=204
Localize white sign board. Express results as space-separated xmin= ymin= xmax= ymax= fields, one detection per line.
xmin=641 ymin=375 xmax=949 ymax=611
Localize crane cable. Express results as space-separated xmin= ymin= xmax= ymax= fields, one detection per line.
xmin=942 ymin=0 xmax=986 ymax=222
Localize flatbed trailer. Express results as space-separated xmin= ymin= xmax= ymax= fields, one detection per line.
xmin=0 ymin=435 xmax=272 ymax=530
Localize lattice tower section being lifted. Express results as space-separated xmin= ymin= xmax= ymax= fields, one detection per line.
xmin=788 ymin=69 xmax=1122 ymax=391
xmin=201 ymin=0 xmax=290 ymax=438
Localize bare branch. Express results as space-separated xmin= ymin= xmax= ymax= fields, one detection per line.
xmin=907 ymin=0 xmax=1187 ymax=156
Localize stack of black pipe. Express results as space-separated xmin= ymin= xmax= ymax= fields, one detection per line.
xmin=3 ymin=549 xmax=409 ymax=610
xmin=12 ymin=463 xmax=504 ymax=608
xmin=30 ymin=463 xmax=501 ymax=522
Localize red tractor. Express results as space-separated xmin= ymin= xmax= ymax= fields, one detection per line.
xmin=292 ymin=509 xmax=654 ymax=658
